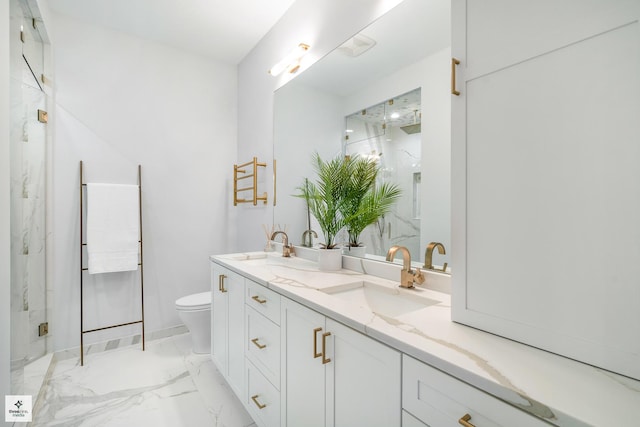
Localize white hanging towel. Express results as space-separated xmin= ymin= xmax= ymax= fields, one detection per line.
xmin=86 ymin=183 xmax=140 ymax=274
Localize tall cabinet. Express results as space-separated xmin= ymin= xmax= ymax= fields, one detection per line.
xmin=451 ymin=0 xmax=640 ymax=380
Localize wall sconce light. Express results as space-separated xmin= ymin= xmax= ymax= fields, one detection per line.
xmin=269 ymin=43 xmax=310 ymax=76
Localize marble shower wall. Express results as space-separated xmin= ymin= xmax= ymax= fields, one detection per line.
xmin=9 ymin=0 xmax=49 ymax=387
xmin=345 ymin=126 xmax=421 ymax=257
xmin=10 ymin=75 xmax=47 ymax=365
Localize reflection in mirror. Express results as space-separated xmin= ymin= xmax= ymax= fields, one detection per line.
xmin=344 ymin=88 xmax=421 ymax=258
xmin=273 ymin=0 xmax=451 ymax=269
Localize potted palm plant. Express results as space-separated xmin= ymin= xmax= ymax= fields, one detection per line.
xmin=296 ymin=152 xmax=350 ymax=270
xmin=340 ymin=155 xmax=401 ymax=256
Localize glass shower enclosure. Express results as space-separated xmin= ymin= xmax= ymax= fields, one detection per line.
xmin=9 ymin=0 xmax=50 ymax=395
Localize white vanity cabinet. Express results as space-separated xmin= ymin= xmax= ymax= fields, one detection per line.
xmin=402 ymin=356 xmax=548 ymax=427
xmin=451 ymin=0 xmax=640 ymax=380
xmin=244 ymin=283 xmax=282 ymax=427
xmin=210 ymin=264 xmax=245 ymax=397
xmin=281 ymin=298 xmax=401 ymax=427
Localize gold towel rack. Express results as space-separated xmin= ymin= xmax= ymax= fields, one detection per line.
xmin=234 ymin=157 xmax=268 ymax=206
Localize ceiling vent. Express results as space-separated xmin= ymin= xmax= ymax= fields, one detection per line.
xmin=338 ymin=34 xmax=377 ymax=57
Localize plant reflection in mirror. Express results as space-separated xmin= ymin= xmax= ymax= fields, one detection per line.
xmin=296 ymin=152 xmax=400 ymax=250
xmin=341 ymin=155 xmax=401 ymax=249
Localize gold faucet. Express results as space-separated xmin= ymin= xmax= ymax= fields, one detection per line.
xmin=301 ymin=229 xmax=318 ymax=247
xmin=424 ymin=242 xmax=447 ymax=272
xmin=385 ymin=245 xmax=424 ymax=288
xmin=271 ymin=231 xmax=294 ymax=257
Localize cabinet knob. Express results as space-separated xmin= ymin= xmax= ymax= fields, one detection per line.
xmin=459 ymin=413 xmax=475 ymax=427
xmin=251 ymin=394 xmax=267 ymax=410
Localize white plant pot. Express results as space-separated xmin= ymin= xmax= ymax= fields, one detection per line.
xmin=317 ymin=248 xmax=343 ymax=271
xmin=342 ymin=245 xmax=366 ymax=258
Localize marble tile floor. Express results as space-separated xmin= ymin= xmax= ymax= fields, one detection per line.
xmin=31 ymin=333 xmax=256 ymax=427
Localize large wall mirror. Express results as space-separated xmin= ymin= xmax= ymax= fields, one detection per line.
xmin=273 ymin=0 xmax=451 ymax=267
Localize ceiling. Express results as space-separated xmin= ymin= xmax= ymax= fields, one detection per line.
xmin=45 ymin=0 xmax=298 ymax=64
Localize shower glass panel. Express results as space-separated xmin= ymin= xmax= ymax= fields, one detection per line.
xmin=10 ymin=0 xmax=48 ymax=395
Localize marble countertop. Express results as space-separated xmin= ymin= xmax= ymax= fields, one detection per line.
xmin=210 ymin=251 xmax=639 ymax=427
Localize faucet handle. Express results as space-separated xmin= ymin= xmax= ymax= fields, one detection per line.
xmin=412 ymin=267 xmax=425 ymax=285
xmin=284 ymin=244 xmax=295 ymax=257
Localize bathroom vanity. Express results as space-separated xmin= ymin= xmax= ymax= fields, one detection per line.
xmin=210 ymin=251 xmax=639 ymax=427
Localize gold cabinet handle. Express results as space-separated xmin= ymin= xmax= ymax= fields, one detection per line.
xmin=321 ymin=332 xmax=331 ymax=364
xmin=251 ymin=338 xmax=266 ymax=349
xmin=459 ymin=413 xmax=475 ymax=427
xmin=451 ymin=57 xmax=461 ymax=96
xmin=251 ymin=394 xmax=266 ymax=409
xmin=218 ymin=274 xmax=228 ymax=293
xmin=313 ymin=327 xmax=323 ymax=358
xmin=251 ymin=295 xmax=267 ymax=304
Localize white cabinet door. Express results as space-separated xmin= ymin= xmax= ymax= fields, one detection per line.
xmin=451 ymin=0 xmax=640 ymax=380
xmin=211 ymin=263 xmax=228 ymax=372
xmin=325 ymin=319 xmax=401 ymax=427
xmin=211 ymin=263 xmax=245 ymax=396
xmin=281 ymin=298 xmax=401 ymax=427
xmin=281 ymin=298 xmax=326 ymax=427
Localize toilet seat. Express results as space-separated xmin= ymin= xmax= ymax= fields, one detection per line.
xmin=175 ymin=291 xmax=211 ymax=311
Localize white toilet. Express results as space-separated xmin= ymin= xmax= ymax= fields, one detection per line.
xmin=175 ymin=291 xmax=212 ymax=354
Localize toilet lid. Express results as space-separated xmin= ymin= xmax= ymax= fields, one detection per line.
xmin=175 ymin=291 xmax=211 ymax=310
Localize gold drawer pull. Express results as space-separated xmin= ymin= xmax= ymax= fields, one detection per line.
xmin=219 ymin=274 xmax=228 ymax=293
xmin=251 ymin=338 xmax=266 ymax=349
xmin=251 ymin=394 xmax=266 ymax=409
xmin=451 ymin=57 xmax=461 ymax=96
xmin=313 ymin=327 xmax=322 ymax=358
xmin=251 ymin=295 xmax=267 ymax=304
xmin=322 ymin=332 xmax=331 ymax=364
xmin=459 ymin=413 xmax=475 ymax=427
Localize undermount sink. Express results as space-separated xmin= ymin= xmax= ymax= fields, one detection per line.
xmin=320 ymin=281 xmax=440 ymax=318
xmin=228 ymin=252 xmax=268 ymax=261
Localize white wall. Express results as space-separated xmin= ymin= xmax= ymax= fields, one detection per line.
xmin=47 ymin=13 xmax=237 ymax=351
xmin=1 ymin=0 xmax=11 ymax=410
xmin=236 ymin=0 xmax=403 ymax=252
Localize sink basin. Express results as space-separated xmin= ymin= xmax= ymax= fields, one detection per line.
xmin=228 ymin=252 xmax=268 ymax=261
xmin=320 ymin=281 xmax=440 ymax=318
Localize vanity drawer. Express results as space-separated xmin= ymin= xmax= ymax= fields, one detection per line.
xmin=246 ymin=305 xmax=280 ymax=389
xmin=246 ymin=280 xmax=281 ymax=325
xmin=246 ymin=359 xmax=280 ymax=427
xmin=402 ymin=355 xmax=548 ymax=427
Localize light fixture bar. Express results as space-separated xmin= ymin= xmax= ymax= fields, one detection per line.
xmin=269 ymin=43 xmax=310 ymax=76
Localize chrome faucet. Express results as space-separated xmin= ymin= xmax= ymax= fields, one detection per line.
xmin=424 ymin=242 xmax=447 ymax=272
xmin=301 ymin=229 xmax=318 ymax=247
xmin=385 ymin=245 xmax=424 ymax=289
xmin=271 ymin=231 xmax=294 ymax=257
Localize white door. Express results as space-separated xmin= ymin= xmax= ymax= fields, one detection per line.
xmin=325 ymin=319 xmax=401 ymax=427
xmin=451 ymin=0 xmax=640 ymax=379
xmin=281 ymin=299 xmax=326 ymax=427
